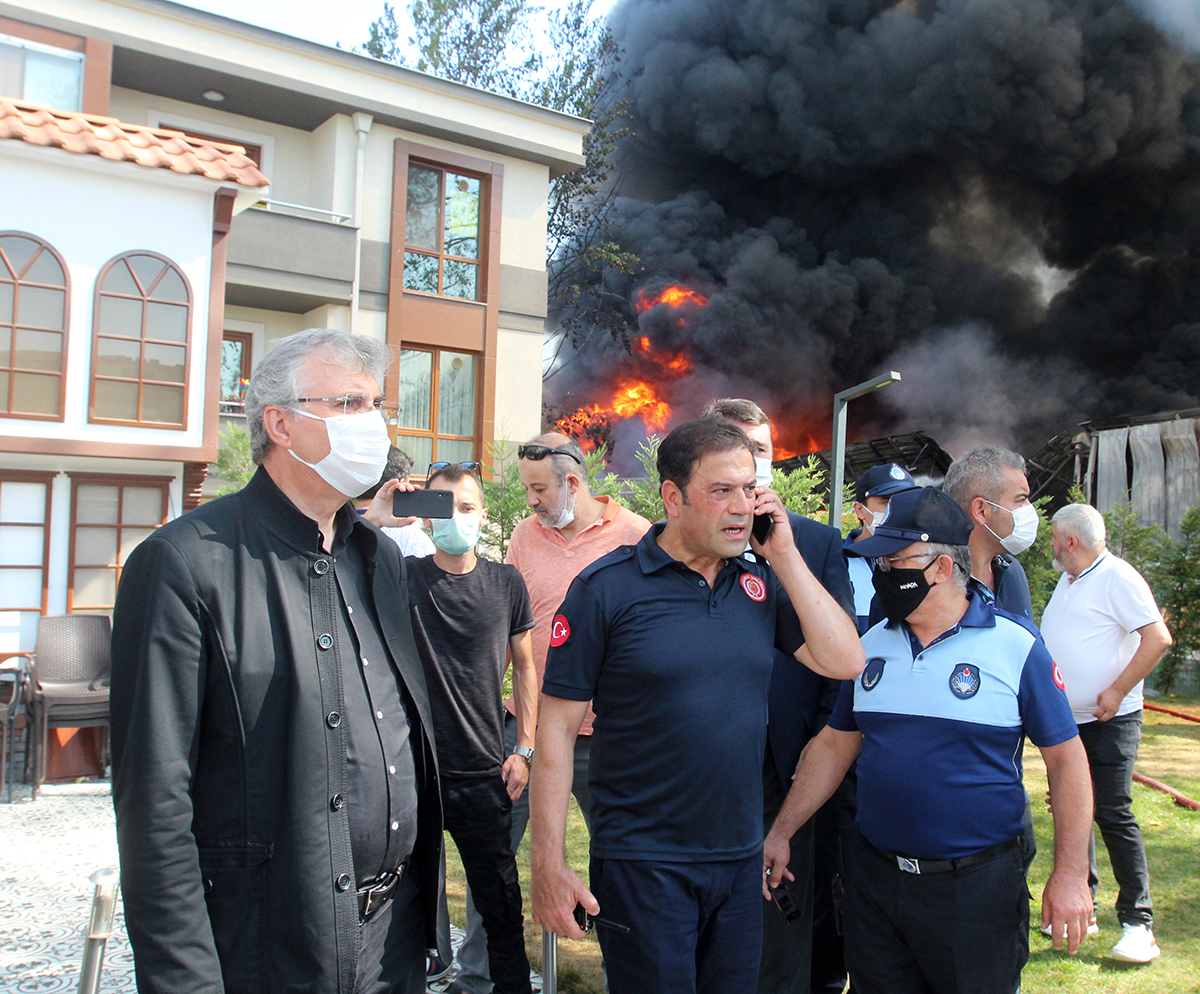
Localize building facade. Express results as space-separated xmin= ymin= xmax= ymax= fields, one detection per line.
xmin=0 ymin=0 xmax=586 ymax=650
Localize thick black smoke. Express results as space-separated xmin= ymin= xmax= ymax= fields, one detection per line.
xmin=546 ymin=0 xmax=1200 ymax=458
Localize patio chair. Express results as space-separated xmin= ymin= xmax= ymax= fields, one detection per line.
xmin=24 ymin=614 xmax=112 ymax=799
xmin=1 ymin=652 xmax=30 ymax=802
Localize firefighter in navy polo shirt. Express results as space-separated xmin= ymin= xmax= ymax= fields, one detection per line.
xmin=763 ymin=487 xmax=1094 ymax=994
xmin=528 ymin=419 xmax=864 ymax=994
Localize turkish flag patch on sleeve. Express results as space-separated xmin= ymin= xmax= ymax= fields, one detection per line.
xmin=1052 ymin=660 xmax=1066 ymax=691
xmin=550 ymin=615 xmax=571 ymax=647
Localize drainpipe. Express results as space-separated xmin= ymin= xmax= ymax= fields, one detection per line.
xmin=350 ymin=112 xmax=374 ymax=335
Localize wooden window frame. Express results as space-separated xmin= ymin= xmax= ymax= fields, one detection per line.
xmin=401 ymin=160 xmax=490 ymax=303
xmin=66 ymin=472 xmax=171 ymax=614
xmin=394 ymin=346 xmax=483 ymax=475
xmin=89 ymin=250 xmax=193 ymax=430
xmin=0 ymin=231 xmax=70 ymax=422
xmin=0 ymin=469 xmax=55 ymax=616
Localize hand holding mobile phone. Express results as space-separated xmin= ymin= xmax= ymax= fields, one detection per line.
xmin=392 ymin=488 xmax=455 ymax=519
xmin=573 ymin=903 xmax=631 ymax=934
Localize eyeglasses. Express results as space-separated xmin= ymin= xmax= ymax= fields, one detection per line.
xmin=873 ymin=553 xmax=938 ymax=572
xmin=291 ymin=395 xmax=402 ymax=426
xmin=517 ymin=444 xmax=583 ymax=466
xmin=428 ymin=461 xmax=481 ymax=476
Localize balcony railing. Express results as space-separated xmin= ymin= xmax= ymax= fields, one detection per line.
xmin=250 ymin=198 xmax=352 ymax=225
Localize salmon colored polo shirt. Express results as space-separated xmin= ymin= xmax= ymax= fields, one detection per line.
xmin=505 ymin=495 xmax=652 ymax=735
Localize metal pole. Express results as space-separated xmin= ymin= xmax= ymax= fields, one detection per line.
xmin=828 ymin=372 xmax=902 ymax=529
xmin=78 ymin=867 xmax=119 ymax=994
xmin=541 ymin=927 xmax=558 ymax=994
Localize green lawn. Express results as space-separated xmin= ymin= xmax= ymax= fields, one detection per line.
xmin=444 ymin=701 xmax=1200 ymax=994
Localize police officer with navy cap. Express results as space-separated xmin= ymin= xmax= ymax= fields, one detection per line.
xmin=763 ymin=487 xmax=1094 ymax=994
xmin=845 ymin=464 xmax=921 ymax=634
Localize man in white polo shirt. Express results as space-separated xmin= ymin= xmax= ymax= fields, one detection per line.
xmin=1040 ymin=503 xmax=1173 ymax=964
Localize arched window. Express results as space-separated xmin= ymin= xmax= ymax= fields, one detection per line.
xmin=0 ymin=232 xmax=69 ymax=420
xmin=90 ymin=252 xmax=191 ymax=428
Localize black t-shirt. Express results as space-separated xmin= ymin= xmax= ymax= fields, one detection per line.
xmin=542 ymin=523 xmax=805 ymax=861
xmin=406 ymin=555 xmax=535 ymax=776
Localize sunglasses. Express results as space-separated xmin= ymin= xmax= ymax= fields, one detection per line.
xmin=427 ymin=461 xmax=481 ymax=476
xmin=517 ymin=444 xmax=583 ymax=466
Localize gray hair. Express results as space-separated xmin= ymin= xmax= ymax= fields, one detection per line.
xmin=943 ymin=446 xmax=1027 ymax=511
xmin=528 ymin=433 xmax=588 ymax=489
xmin=244 ymin=329 xmax=394 ymax=464
xmin=920 ymin=542 xmax=972 ymax=590
xmin=1052 ymin=503 xmax=1106 ymax=551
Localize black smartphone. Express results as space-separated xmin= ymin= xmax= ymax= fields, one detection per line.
xmin=771 ymin=883 xmax=801 ymax=924
xmin=392 ymin=488 xmax=454 ymax=519
xmin=752 ymin=512 xmax=775 ymax=545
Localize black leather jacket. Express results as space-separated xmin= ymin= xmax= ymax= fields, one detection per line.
xmin=111 ymin=468 xmax=448 ymax=993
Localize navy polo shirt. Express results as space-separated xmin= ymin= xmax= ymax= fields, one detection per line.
xmin=543 ymin=523 xmax=805 ymax=861
xmin=829 ymin=590 xmax=1076 ymax=860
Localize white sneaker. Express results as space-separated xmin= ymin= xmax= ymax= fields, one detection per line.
xmin=1111 ymin=923 xmax=1161 ymax=963
xmin=1038 ymin=919 xmax=1099 ymax=939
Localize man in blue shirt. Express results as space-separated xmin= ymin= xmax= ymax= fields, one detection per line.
xmin=529 ymin=419 xmax=864 ymax=994
xmin=845 ymin=463 xmax=920 ymax=633
xmin=763 ymin=487 xmax=1093 ymax=994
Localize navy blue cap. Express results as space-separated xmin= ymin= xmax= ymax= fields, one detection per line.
xmin=854 ymin=463 xmax=919 ymax=503
xmin=847 ymin=486 xmax=973 ymax=559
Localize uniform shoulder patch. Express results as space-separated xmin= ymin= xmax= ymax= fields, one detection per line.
xmin=740 ymin=573 xmax=767 ymax=602
xmin=550 ymin=614 xmax=571 ymax=647
xmin=1052 ymin=659 xmax=1065 ymax=691
xmin=949 ymin=662 xmax=981 ymax=699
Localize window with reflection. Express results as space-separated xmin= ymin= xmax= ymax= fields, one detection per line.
xmin=402 ymin=163 xmax=484 ymax=301
xmin=0 ymin=232 xmax=69 ymax=420
xmin=393 ymin=347 xmax=479 ymax=471
xmin=0 ymin=471 xmax=54 ymax=648
xmin=68 ymin=476 xmax=169 ymax=614
xmin=90 ymin=252 xmax=191 ymax=428
xmin=0 ymin=34 xmax=84 ymax=111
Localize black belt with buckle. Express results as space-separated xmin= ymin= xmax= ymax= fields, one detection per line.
xmin=358 ymin=863 xmax=406 ymax=920
xmin=865 ymin=836 xmax=1020 ymax=875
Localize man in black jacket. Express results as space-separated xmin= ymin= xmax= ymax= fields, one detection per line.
xmin=701 ymin=399 xmax=855 ymax=994
xmin=111 ymin=328 xmax=449 ymax=994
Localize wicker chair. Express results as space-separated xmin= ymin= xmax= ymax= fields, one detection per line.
xmin=1 ymin=653 xmax=30 ymax=802
xmin=25 ymin=615 xmax=112 ymax=798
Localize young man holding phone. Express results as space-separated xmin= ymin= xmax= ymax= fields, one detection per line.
xmin=399 ymin=463 xmax=540 ymax=994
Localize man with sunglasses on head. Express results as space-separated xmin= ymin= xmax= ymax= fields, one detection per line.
xmin=762 ymin=487 xmax=1093 ymax=994
xmin=111 ymin=328 xmax=448 ymax=994
xmin=455 ymin=432 xmax=650 ymax=994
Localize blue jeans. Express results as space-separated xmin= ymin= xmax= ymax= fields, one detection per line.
xmin=1077 ymin=711 xmax=1153 ymax=927
xmin=455 ymin=713 xmax=594 ymax=993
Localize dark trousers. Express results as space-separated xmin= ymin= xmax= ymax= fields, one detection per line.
xmin=759 ymin=757 xmax=814 ymax=994
xmin=442 ymin=774 xmax=532 ymax=994
xmin=354 ymin=869 xmax=427 ymax=994
xmin=842 ymin=833 xmax=1029 ymax=994
xmin=810 ymin=770 xmax=856 ymax=994
xmin=592 ymin=854 xmax=763 ymax=994
xmin=1077 ymin=711 xmax=1153 ymax=926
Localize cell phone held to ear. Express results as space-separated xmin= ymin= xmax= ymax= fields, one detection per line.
xmin=392 ymin=488 xmax=454 ymax=519
xmin=752 ymin=512 xmax=775 ymax=545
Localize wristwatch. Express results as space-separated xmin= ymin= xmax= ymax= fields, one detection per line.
xmin=512 ymin=745 xmax=534 ymax=767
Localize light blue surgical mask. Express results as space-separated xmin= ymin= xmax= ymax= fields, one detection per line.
xmin=432 ymin=512 xmax=482 ymax=555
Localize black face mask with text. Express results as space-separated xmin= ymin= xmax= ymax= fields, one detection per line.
xmin=871 ymin=562 xmax=936 ymax=624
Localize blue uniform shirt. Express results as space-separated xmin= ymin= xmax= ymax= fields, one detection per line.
xmin=843 ymin=530 xmax=875 ymax=634
xmin=829 ymin=590 xmax=1075 ymax=860
xmin=543 ymin=523 xmax=805 ymax=861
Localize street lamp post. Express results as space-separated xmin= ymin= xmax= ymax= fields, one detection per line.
xmin=828 ymin=372 xmax=902 ymax=529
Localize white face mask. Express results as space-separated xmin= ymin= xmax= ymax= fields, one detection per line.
xmin=287 ymin=408 xmax=392 ymax=498
xmin=984 ymin=499 xmax=1039 ymax=555
xmin=754 ymin=456 xmax=774 ymax=489
xmin=860 ymin=506 xmax=877 ymax=536
xmin=538 ymin=487 xmax=577 ymax=530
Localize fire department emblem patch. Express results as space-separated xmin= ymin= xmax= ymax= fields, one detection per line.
xmin=550 ymin=615 xmax=571 ymax=647
xmin=740 ymin=574 xmax=767 ymax=602
xmin=1052 ymin=660 xmax=1066 ymax=691
xmin=949 ymin=662 xmax=981 ymax=699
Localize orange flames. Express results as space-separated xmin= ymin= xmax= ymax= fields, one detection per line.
xmin=636 ymin=285 xmax=710 ymax=313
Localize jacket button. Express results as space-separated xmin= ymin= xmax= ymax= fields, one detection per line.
xmin=314 ymin=559 xmax=329 ymax=575
xmin=330 ymin=792 xmax=345 ymax=811
xmin=317 ymin=633 xmax=333 ymax=649
xmin=335 ymin=873 xmax=352 ymax=891
xmin=326 ymin=711 xmax=341 ymax=728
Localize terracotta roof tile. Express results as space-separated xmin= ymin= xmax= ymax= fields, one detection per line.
xmin=0 ymin=99 xmax=270 ymax=187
